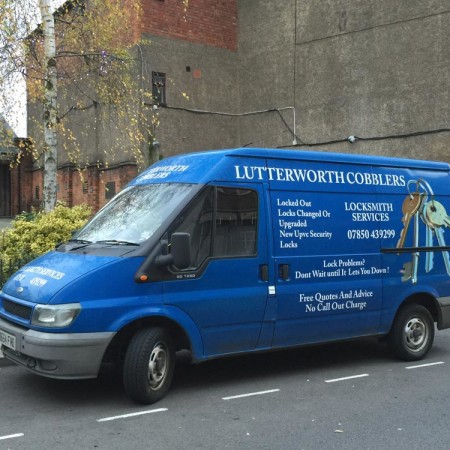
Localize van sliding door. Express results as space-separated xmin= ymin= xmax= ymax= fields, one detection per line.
xmin=269 ymin=162 xmax=383 ymax=347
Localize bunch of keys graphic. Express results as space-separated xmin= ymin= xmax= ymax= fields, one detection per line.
xmin=396 ymin=179 xmax=450 ymax=284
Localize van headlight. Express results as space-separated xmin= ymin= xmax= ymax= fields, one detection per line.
xmin=31 ymin=303 xmax=82 ymax=328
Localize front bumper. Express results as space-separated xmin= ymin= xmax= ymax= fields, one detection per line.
xmin=0 ymin=317 xmax=115 ymax=379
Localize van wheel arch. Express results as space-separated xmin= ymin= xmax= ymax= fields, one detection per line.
xmin=101 ymin=316 xmax=192 ymax=369
xmin=392 ymin=293 xmax=439 ymax=325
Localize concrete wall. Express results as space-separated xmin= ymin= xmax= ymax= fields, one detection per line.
xmin=236 ymin=0 xmax=450 ymax=163
xmin=237 ymin=0 xmax=297 ymax=148
xmin=140 ymin=34 xmax=240 ymax=157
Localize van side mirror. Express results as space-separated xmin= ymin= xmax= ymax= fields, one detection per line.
xmin=170 ymin=232 xmax=191 ymax=270
xmin=155 ymin=232 xmax=191 ymax=270
xmin=135 ymin=232 xmax=192 ymax=283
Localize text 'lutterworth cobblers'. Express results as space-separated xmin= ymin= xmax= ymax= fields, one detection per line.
xmin=235 ymin=165 xmax=406 ymax=187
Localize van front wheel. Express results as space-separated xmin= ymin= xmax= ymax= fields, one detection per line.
xmin=123 ymin=327 xmax=175 ymax=404
xmin=388 ymin=304 xmax=434 ymax=361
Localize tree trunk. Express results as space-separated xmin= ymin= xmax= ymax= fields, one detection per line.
xmin=39 ymin=0 xmax=58 ymax=211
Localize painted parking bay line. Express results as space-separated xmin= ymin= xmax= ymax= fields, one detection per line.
xmin=97 ymin=408 xmax=168 ymax=422
xmin=405 ymin=361 xmax=445 ymax=370
xmin=325 ymin=373 xmax=369 ymax=383
xmin=222 ymin=389 xmax=280 ymax=401
xmin=0 ymin=433 xmax=24 ymax=441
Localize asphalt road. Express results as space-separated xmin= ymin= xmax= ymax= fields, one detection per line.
xmin=1 ymin=331 xmax=450 ymax=450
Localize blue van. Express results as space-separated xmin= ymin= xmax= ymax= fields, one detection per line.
xmin=1 ymin=148 xmax=450 ymax=404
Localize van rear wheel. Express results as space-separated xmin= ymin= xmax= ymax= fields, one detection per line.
xmin=123 ymin=327 xmax=175 ymax=404
xmin=387 ymin=304 xmax=434 ymax=361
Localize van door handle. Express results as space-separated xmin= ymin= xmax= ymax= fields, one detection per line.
xmin=279 ymin=264 xmax=290 ymax=281
xmin=260 ymin=264 xmax=269 ymax=282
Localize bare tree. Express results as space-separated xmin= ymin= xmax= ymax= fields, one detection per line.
xmin=39 ymin=0 xmax=58 ymax=211
xmin=0 ymin=0 xmax=157 ymax=211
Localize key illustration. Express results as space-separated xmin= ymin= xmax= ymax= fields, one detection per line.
xmin=396 ymin=193 xmax=423 ymax=249
xmin=396 ymin=180 xmax=450 ymax=283
xmin=424 ymin=201 xmax=450 ymax=275
xmin=421 ymin=201 xmax=435 ymax=272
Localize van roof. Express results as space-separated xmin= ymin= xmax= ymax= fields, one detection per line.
xmin=197 ymin=148 xmax=450 ymax=171
xmin=133 ymin=147 xmax=449 ymax=188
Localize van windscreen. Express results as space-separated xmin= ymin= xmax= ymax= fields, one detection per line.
xmin=74 ymin=183 xmax=196 ymax=245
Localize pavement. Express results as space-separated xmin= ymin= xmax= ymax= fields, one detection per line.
xmin=0 ymin=217 xmax=13 ymax=230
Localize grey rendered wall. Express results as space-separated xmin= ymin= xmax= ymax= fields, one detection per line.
xmin=140 ymin=35 xmax=240 ymax=158
xmin=237 ymin=0 xmax=297 ymax=149
xmin=237 ymin=0 xmax=450 ymax=163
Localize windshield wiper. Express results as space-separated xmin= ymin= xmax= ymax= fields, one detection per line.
xmin=95 ymin=240 xmax=140 ymax=246
xmin=68 ymin=238 xmax=92 ymax=244
xmin=57 ymin=238 xmax=93 ymax=251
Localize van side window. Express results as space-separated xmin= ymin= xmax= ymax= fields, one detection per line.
xmin=172 ymin=186 xmax=258 ymax=270
xmin=172 ymin=188 xmax=214 ymax=268
xmin=214 ymin=187 xmax=258 ymax=258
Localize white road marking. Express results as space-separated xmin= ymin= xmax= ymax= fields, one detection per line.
xmin=222 ymin=389 xmax=280 ymax=400
xmin=0 ymin=433 xmax=24 ymax=441
xmin=97 ymin=408 xmax=168 ymax=422
xmin=405 ymin=361 xmax=445 ymax=370
xmin=325 ymin=373 xmax=369 ymax=383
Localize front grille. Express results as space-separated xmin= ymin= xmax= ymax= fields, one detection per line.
xmin=2 ymin=299 xmax=32 ymax=321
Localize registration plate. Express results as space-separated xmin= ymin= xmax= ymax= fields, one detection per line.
xmin=0 ymin=329 xmax=16 ymax=351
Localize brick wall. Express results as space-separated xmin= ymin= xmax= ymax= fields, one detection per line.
xmin=140 ymin=0 xmax=237 ymax=51
xmin=98 ymin=164 xmax=138 ymax=210
xmin=70 ymin=167 xmax=101 ymax=212
xmin=13 ymin=163 xmax=137 ymax=215
xmin=6 ymin=154 xmax=33 ymax=215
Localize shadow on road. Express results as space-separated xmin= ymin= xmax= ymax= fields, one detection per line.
xmin=170 ymin=337 xmax=391 ymax=394
xmin=3 ymin=337 xmax=394 ymax=409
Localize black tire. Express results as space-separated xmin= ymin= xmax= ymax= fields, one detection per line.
xmin=123 ymin=327 xmax=175 ymax=404
xmin=387 ymin=304 xmax=435 ymax=361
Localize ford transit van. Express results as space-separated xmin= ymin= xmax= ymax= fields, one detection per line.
xmin=1 ymin=148 xmax=450 ymax=404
